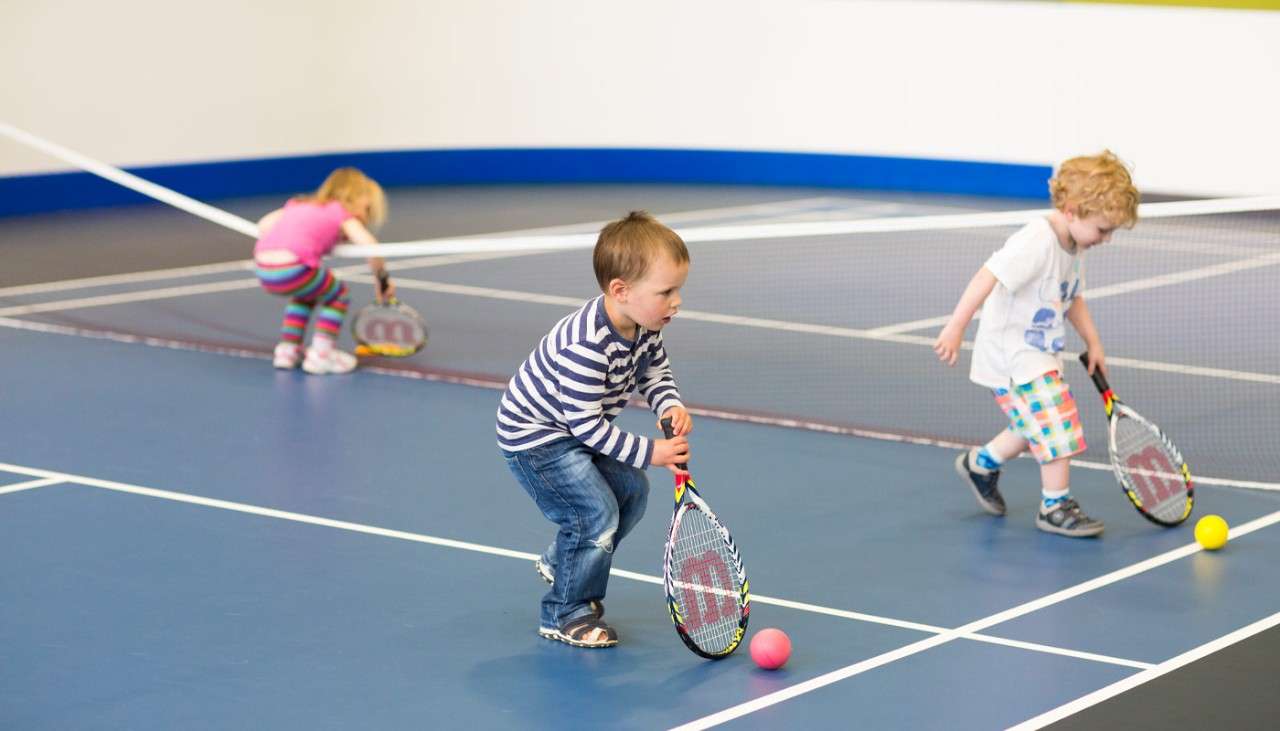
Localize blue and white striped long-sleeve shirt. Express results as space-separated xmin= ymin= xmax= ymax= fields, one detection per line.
xmin=496 ymin=296 xmax=684 ymax=469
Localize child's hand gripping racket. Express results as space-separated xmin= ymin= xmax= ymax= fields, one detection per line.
xmin=659 ymin=418 xmax=750 ymax=659
xmin=351 ymin=271 xmax=428 ymax=357
xmin=1078 ymin=352 xmax=1194 ymax=526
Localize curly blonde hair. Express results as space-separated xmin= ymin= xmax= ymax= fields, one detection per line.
xmin=1049 ymin=150 xmax=1139 ymax=228
xmin=301 ymin=167 xmax=388 ymax=229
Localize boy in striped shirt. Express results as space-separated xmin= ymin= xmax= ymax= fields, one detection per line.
xmin=498 ymin=211 xmax=693 ymax=648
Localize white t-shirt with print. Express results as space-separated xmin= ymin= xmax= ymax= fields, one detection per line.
xmin=969 ymin=217 xmax=1084 ymax=389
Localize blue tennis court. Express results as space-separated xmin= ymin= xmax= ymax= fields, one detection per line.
xmin=2 ymin=189 xmax=1278 ymax=729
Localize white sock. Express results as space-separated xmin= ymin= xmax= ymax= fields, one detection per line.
xmin=1041 ymin=486 xmax=1069 ymax=512
xmin=309 ymin=335 xmax=335 ymax=355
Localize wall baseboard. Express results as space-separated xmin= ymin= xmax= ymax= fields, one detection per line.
xmin=0 ymin=147 xmax=1051 ymax=217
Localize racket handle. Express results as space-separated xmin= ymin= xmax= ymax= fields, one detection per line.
xmin=376 ymin=270 xmax=391 ymax=300
xmin=1078 ymin=351 xmax=1111 ymax=393
xmin=659 ymin=417 xmax=689 ymax=472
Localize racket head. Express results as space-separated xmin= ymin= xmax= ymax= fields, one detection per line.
xmin=662 ymin=485 xmax=750 ymax=659
xmin=351 ymin=299 xmax=428 ymax=357
xmin=1107 ymin=402 xmax=1194 ymax=526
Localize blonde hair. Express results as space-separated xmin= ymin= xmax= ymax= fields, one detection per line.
xmin=300 ymin=167 xmax=388 ymax=229
xmin=1049 ymin=150 xmax=1139 ymax=228
xmin=593 ymin=211 xmax=689 ymax=291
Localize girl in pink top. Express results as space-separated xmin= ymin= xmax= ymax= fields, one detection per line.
xmin=254 ymin=168 xmax=392 ymax=374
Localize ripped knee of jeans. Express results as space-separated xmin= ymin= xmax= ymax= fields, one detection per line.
xmin=591 ymin=527 xmax=617 ymax=554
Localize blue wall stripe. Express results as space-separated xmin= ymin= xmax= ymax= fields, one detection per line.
xmin=0 ymin=148 xmax=1051 ymax=217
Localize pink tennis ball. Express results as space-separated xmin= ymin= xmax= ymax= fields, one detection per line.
xmin=749 ymin=628 xmax=791 ymax=670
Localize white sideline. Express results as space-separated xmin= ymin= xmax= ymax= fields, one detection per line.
xmin=345 ymin=272 xmax=1280 ymax=387
xmin=9 ymin=265 xmax=1276 ymax=389
xmin=0 ymin=477 xmax=65 ymax=495
xmin=333 ymin=195 xmax=1280 ymax=258
xmin=0 ymin=459 xmax=1155 ymax=674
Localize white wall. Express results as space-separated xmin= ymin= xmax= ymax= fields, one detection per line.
xmin=4 ymin=0 xmax=1279 ymax=195
xmin=2 ymin=0 xmax=344 ymax=172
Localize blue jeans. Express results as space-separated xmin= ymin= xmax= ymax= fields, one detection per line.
xmin=502 ymin=438 xmax=650 ymax=629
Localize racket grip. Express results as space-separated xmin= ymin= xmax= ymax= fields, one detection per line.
xmin=659 ymin=417 xmax=689 ymax=471
xmin=1078 ymin=351 xmax=1111 ymax=393
xmin=376 ymin=269 xmax=391 ymax=300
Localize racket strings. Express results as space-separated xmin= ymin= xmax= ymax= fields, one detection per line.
xmin=669 ymin=507 xmax=741 ymax=652
xmin=1114 ymin=415 xmax=1188 ymax=522
xmin=352 ymin=303 xmax=427 ymax=354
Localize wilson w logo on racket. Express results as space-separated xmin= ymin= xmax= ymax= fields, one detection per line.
xmin=1078 ymin=352 xmax=1194 ymax=527
xmin=660 ymin=418 xmax=750 ymax=659
xmin=356 ymin=316 xmax=421 ymax=346
xmin=351 ymin=272 xmax=428 ymax=357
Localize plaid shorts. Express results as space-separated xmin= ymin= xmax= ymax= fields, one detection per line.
xmin=993 ymin=370 xmax=1086 ymax=464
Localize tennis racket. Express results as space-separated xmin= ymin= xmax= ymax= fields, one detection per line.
xmin=660 ymin=417 xmax=749 ymax=659
xmin=351 ymin=271 xmax=428 ymax=357
xmin=1077 ymin=352 xmax=1193 ymax=527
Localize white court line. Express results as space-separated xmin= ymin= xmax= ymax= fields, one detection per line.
xmin=4 ymin=121 xmax=862 ymax=298
xmin=341 ymin=273 xmax=1280 ymax=386
xmin=612 ymin=567 xmax=1148 ymax=668
xmin=481 ymin=195 xmax=853 ymax=235
xmin=864 ymin=313 xmax=960 ymax=336
xmin=1 ymin=263 xmax=1276 ymax=402
xmin=1064 ymin=458 xmax=1279 ymax=491
xmin=0 ymin=260 xmax=256 ymax=298
xmin=672 ymin=508 xmax=1280 ymax=730
xmin=1008 ymin=610 xmax=1280 ymax=730
xmin=0 ymin=197 xmax=842 ymax=298
xmin=0 ymin=250 xmax=552 ymax=317
xmin=0 ymin=477 xmax=65 ymax=495
xmin=11 ymin=120 xmax=1280 ymax=260
xmin=0 ymin=279 xmax=264 ymax=317
xmin=867 ymin=250 xmax=1280 ymax=335
xmin=679 ymin=407 xmax=1280 ymax=491
xmin=332 ymin=195 xmax=1280 ymax=258
xmin=8 ymin=124 xmax=1275 ymax=381
xmin=0 ymin=459 xmax=1151 ymax=671
xmin=4 ymin=313 xmax=1275 ymax=492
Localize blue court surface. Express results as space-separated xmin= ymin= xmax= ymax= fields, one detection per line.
xmin=2 ymin=191 xmax=1278 ymax=729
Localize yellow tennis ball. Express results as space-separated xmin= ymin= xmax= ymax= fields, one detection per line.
xmin=1195 ymin=515 xmax=1229 ymax=551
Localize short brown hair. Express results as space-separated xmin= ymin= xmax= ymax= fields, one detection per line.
xmin=592 ymin=211 xmax=689 ymax=291
xmin=1049 ymin=150 xmax=1139 ymax=228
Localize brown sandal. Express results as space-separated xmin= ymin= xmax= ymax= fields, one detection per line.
xmin=538 ymin=616 xmax=618 ymax=648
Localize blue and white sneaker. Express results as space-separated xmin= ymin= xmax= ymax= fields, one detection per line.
xmin=954 ymin=452 xmax=1007 ymax=516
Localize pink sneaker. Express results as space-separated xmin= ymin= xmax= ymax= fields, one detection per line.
xmin=302 ymin=347 xmax=357 ymax=375
xmin=273 ymin=342 xmax=303 ymax=369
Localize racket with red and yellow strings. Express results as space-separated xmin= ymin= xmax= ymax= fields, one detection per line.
xmin=351 ymin=271 xmax=427 ymax=357
xmin=1078 ymin=352 xmax=1193 ymax=527
xmin=660 ymin=418 xmax=750 ymax=659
